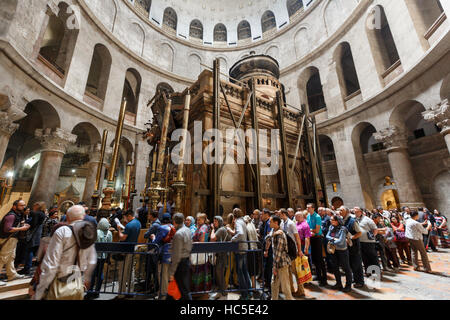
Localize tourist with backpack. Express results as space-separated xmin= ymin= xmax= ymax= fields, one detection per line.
xmin=326 ymin=215 xmax=353 ymax=292
xmin=1 ymin=200 xmax=30 ymax=286
xmin=268 ymin=215 xmax=294 ymax=300
xmin=149 ymin=213 xmax=176 ymax=299
xmin=34 ymin=205 xmax=97 ymax=300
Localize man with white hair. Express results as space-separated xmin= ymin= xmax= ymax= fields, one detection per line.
xmin=34 ymin=205 xmax=97 ymax=300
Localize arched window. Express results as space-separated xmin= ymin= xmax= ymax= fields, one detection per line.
xmin=237 ymin=20 xmax=251 ymax=40
xmin=121 ymin=69 xmax=141 ymax=121
xmin=156 ymin=82 xmax=174 ymax=97
xmin=189 ymin=19 xmax=203 ymax=40
xmin=38 ymin=2 xmax=79 ymax=76
xmin=136 ymin=0 xmax=151 ymax=13
xmin=163 ymin=7 xmax=177 ymax=31
xmin=261 ymin=11 xmax=276 ymax=34
xmin=214 ymin=23 xmax=227 ymax=42
xmin=306 ymin=69 xmax=326 ymax=113
xmin=85 ymin=44 xmax=112 ymax=103
xmin=366 ymin=6 xmax=400 ymax=75
xmin=404 ymin=0 xmax=444 ymax=48
xmin=335 ymin=42 xmax=360 ymax=98
xmin=287 ymin=0 xmax=304 ymax=17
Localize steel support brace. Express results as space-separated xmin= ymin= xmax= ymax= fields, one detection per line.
xmin=275 ymin=91 xmax=293 ymax=208
xmin=211 ymin=59 xmax=221 ymax=216
xmin=312 ymin=117 xmax=329 ymax=208
xmin=250 ymin=78 xmax=262 ymax=210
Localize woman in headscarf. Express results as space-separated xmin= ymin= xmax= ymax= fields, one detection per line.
xmin=209 ymin=216 xmax=228 ymax=300
xmin=85 ymin=218 xmax=112 ymax=300
xmin=185 ymin=216 xmax=197 ymax=238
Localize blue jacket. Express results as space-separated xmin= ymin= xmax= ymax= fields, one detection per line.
xmin=144 ymin=219 xmax=161 ymax=240
xmin=152 ymin=223 xmax=172 ymax=264
xmin=326 ymin=226 xmax=348 ymax=251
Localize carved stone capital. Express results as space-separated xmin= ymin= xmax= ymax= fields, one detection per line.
xmin=422 ymin=99 xmax=450 ymax=135
xmin=0 ymin=112 xmax=20 ymax=137
xmin=35 ymin=128 xmax=77 ymax=154
xmin=373 ymin=126 xmax=409 ymax=151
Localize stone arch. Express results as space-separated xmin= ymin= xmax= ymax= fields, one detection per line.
xmin=261 ymin=10 xmax=277 ymax=34
xmin=21 ymin=100 xmax=61 ymax=131
xmin=160 ymin=42 xmax=174 ymax=72
xmin=84 ymin=43 xmax=112 ymax=103
xmin=350 ymin=122 xmax=379 ymax=208
xmin=128 ymin=22 xmax=145 ymax=56
xmin=297 ymin=66 xmax=327 ymax=114
xmin=38 ymin=1 xmax=80 ymax=76
xmin=404 ymin=0 xmax=444 ymax=49
xmin=136 ymin=0 xmax=152 ymax=13
xmin=365 ymin=5 xmax=401 ymax=78
xmin=323 ymin=0 xmax=343 ymax=36
xmin=333 ymin=42 xmax=361 ymax=99
xmin=265 ymin=45 xmax=280 ymax=63
xmin=121 ymin=68 xmax=142 ymax=118
xmin=389 ymin=100 xmax=438 ymax=139
xmin=216 ymin=56 xmax=228 ymax=79
xmin=163 ymin=7 xmax=177 ymax=31
xmin=294 ymin=26 xmax=309 ymax=59
xmin=318 ymin=134 xmax=336 ymax=161
xmin=70 ymin=122 xmax=101 ymax=147
xmin=214 ymin=23 xmax=227 ymax=42
xmin=189 ymin=19 xmax=203 ymax=40
xmin=4 ymin=100 xmax=61 ymax=184
xmin=287 ymin=0 xmax=304 ymax=18
xmin=156 ymin=82 xmax=174 ymax=96
xmin=103 ymin=0 xmax=118 ymax=32
xmin=237 ymin=20 xmax=251 ymax=40
xmin=188 ymin=53 xmax=202 ymax=77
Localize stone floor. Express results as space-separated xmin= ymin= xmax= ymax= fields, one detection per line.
xmin=2 ymin=248 xmax=449 ymax=300
xmin=227 ymin=247 xmax=450 ymax=300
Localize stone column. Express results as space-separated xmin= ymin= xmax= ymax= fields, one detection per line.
xmin=29 ymin=128 xmax=76 ymax=207
xmin=81 ymin=144 xmax=102 ymax=206
xmin=422 ymin=99 xmax=450 ymax=154
xmin=374 ymin=126 xmax=424 ymax=209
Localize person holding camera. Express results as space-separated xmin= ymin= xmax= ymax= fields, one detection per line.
xmin=0 ymin=200 xmax=30 ymax=286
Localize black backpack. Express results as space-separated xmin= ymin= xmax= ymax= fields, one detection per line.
xmin=283 ymin=230 xmax=298 ymax=261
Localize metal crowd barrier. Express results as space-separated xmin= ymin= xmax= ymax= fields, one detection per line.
xmin=88 ymin=240 xmax=266 ymax=300
xmin=87 ymin=242 xmax=161 ymax=299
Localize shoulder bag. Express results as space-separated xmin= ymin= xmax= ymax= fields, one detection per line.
xmin=44 ymin=232 xmax=84 ymax=300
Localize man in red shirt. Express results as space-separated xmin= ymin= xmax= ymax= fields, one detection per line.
xmin=0 ymin=200 xmax=30 ymax=285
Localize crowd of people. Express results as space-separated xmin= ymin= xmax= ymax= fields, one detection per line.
xmin=0 ymin=198 xmax=448 ymax=300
